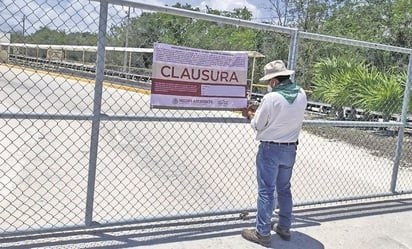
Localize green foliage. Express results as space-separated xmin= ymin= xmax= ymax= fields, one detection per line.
xmin=393 ymin=71 xmax=412 ymax=113
xmin=105 ymin=4 xmax=261 ymax=82
xmin=311 ymin=56 xmax=363 ymax=104
xmin=312 ymin=57 xmax=408 ymax=120
xmin=10 ymin=32 xmax=25 ymax=43
xmin=10 ymin=24 xmax=97 ymax=46
xmin=319 ymin=0 xmax=411 ymax=67
xmin=7 ymin=0 xmax=411 ymax=116
xmin=29 ymin=27 xmax=66 ymax=44
xmin=385 ymin=0 xmax=412 ymax=48
xmin=205 ymin=6 xmax=253 ymax=20
xmin=266 ymin=0 xmax=410 ymax=96
xmin=357 ymin=73 xmax=404 ymax=120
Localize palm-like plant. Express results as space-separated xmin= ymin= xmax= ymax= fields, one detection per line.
xmin=356 ymin=71 xmax=404 ymax=121
xmin=393 ymin=72 xmax=412 ymax=114
xmin=311 ymin=57 xmax=407 ymax=121
xmin=312 ymin=57 xmax=368 ymax=119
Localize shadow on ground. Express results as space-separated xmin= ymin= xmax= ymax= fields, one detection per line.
xmin=1 ymin=197 xmax=411 ymax=249
xmin=264 ymin=231 xmax=324 ymax=249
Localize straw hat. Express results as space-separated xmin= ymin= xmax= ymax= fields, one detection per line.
xmin=259 ymin=60 xmax=294 ymax=81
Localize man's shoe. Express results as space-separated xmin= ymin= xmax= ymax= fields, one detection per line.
xmin=241 ymin=229 xmax=271 ymax=246
xmin=274 ymin=225 xmax=291 ymax=241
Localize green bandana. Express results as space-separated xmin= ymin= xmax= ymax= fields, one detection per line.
xmin=272 ymin=79 xmax=302 ymax=104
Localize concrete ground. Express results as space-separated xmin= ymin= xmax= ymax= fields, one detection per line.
xmin=1 ymin=65 xmax=412 ymax=249
xmin=1 ymin=195 xmax=411 ymax=249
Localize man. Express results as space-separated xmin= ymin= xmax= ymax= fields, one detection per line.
xmin=241 ymin=60 xmax=307 ymax=246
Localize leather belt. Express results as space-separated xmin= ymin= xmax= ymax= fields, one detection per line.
xmin=260 ymin=141 xmax=297 ymax=146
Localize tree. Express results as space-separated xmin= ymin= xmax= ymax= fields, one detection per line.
xmin=262 ymin=0 xmax=412 ymax=106
xmin=267 ymin=0 xmax=344 ymax=32
xmin=106 ymin=3 xmax=261 ymax=76
xmin=28 ymin=27 xmax=66 ymax=45
xmin=321 ymin=0 xmax=411 ymax=71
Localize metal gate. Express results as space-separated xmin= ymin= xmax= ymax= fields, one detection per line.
xmin=0 ymin=0 xmax=411 ymax=236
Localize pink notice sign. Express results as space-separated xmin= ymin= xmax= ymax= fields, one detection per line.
xmin=150 ymin=43 xmax=248 ymax=110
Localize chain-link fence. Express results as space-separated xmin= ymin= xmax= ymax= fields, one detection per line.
xmin=1 ymin=0 xmax=411 ymax=236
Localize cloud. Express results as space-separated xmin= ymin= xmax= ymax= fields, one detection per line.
xmin=0 ymin=0 xmax=149 ymax=35
xmin=0 ymin=0 xmax=262 ymax=36
xmin=199 ymin=0 xmax=261 ymax=19
xmin=0 ymin=0 xmax=102 ymax=34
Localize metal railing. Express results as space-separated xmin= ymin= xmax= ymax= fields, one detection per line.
xmin=0 ymin=0 xmax=411 ymax=236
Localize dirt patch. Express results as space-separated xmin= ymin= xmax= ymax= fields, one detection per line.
xmin=303 ymin=113 xmax=412 ymax=168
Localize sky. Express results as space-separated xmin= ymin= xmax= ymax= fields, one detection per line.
xmin=153 ymin=0 xmax=273 ymax=21
xmin=0 ymin=0 xmax=274 ymax=36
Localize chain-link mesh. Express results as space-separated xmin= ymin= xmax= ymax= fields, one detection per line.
xmin=1 ymin=0 xmax=411 ymax=235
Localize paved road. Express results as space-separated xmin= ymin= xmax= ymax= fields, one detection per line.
xmin=1 ymin=64 xmax=412 ymax=239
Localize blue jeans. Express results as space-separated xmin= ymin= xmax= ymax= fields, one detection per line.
xmin=255 ymin=142 xmax=297 ymax=236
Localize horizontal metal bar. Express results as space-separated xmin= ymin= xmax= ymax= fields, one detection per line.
xmin=0 ymin=113 xmax=94 ymax=120
xmin=294 ymin=191 xmax=412 ymax=207
xmin=100 ymin=115 xmax=249 ymax=123
xmin=0 ymin=42 xmax=154 ymax=53
xmin=0 ymin=113 xmax=247 ymax=123
xmin=304 ymin=120 xmax=404 ymax=128
xmin=91 ymin=0 xmax=298 ymax=35
xmin=300 ymin=32 xmax=412 ymax=54
xmin=0 ymin=208 xmax=253 ymax=237
xmin=86 ymin=207 xmax=255 ymax=229
xmin=4 ymin=191 xmax=411 ymax=237
xmin=0 ymin=113 xmax=406 ymax=127
xmin=91 ymin=0 xmax=411 ymax=55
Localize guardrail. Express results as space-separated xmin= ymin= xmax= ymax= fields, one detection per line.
xmin=7 ymin=54 xmax=152 ymax=89
xmin=7 ymin=53 xmax=412 ymax=128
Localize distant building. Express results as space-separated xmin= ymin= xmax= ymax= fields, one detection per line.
xmin=0 ymin=32 xmax=10 ymax=62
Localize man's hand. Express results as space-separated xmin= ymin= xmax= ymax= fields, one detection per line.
xmin=242 ymin=103 xmax=258 ymax=120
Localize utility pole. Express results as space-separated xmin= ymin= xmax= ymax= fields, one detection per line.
xmin=123 ymin=6 xmax=130 ymax=72
xmin=22 ymin=14 xmax=26 ymax=41
xmin=22 ymin=14 xmax=27 ymax=57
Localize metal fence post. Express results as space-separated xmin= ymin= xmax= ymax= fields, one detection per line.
xmin=391 ymin=53 xmax=412 ymax=192
xmin=288 ymin=30 xmax=299 ymax=81
xmin=85 ymin=0 xmax=108 ymax=227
